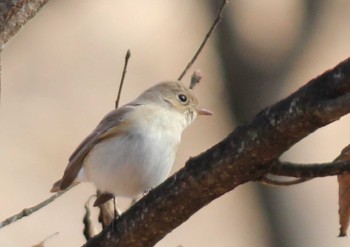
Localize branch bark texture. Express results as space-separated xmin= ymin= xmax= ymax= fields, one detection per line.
xmin=84 ymin=58 xmax=350 ymax=246
xmin=0 ymin=0 xmax=49 ymax=50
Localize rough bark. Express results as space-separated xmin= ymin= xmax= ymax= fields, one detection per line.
xmin=84 ymin=58 xmax=350 ymax=247
xmin=0 ymin=0 xmax=49 ymax=50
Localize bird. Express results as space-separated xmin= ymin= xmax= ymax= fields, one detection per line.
xmin=51 ymin=81 xmax=212 ymax=206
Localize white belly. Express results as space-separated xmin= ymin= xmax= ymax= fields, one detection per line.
xmin=80 ymin=129 xmax=180 ymax=197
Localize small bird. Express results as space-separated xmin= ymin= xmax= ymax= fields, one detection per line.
xmin=51 ymin=81 xmax=212 ymax=206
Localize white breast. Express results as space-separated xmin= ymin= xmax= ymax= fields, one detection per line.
xmin=80 ymin=105 xmax=185 ymax=197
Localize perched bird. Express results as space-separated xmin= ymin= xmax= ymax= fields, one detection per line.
xmin=51 ymin=81 xmax=212 ymax=206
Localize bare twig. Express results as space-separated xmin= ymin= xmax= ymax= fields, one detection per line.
xmin=0 ymin=189 xmax=69 ymax=229
xmin=266 ymin=145 xmax=350 ymax=181
xmin=93 ymin=49 xmax=132 ymax=232
xmin=261 ymin=175 xmax=312 ymax=186
xmin=177 ymin=0 xmax=228 ymax=81
xmin=31 ymin=232 xmax=59 ymax=247
xmin=269 ymin=159 xmax=350 ymax=178
xmin=115 ymin=49 xmax=131 ymax=108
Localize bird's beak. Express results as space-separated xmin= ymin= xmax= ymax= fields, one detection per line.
xmin=196 ymin=106 xmax=213 ymax=116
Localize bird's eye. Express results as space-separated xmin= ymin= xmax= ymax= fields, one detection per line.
xmin=178 ymin=94 xmax=187 ymax=103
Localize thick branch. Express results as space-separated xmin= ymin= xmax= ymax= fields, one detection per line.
xmin=0 ymin=0 xmax=49 ymax=50
xmin=84 ymin=58 xmax=350 ymax=246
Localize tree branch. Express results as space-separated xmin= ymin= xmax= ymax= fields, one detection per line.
xmin=0 ymin=0 xmax=50 ymax=101
xmin=264 ymin=141 xmax=350 ymax=186
xmin=177 ymin=0 xmax=227 ymax=81
xmin=260 ymin=175 xmax=312 ymax=186
xmin=0 ymin=0 xmax=50 ymax=50
xmin=84 ymin=58 xmax=350 ymax=246
xmin=269 ymin=159 xmax=350 ymax=178
xmin=115 ymin=49 xmax=131 ymax=109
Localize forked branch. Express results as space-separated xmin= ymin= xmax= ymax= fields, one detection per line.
xmin=84 ymin=57 xmax=350 ymax=247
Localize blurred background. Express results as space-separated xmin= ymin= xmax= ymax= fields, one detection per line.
xmin=1 ymin=0 xmax=350 ymax=246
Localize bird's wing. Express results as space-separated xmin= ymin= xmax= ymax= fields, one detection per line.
xmin=59 ymin=106 xmax=134 ymax=190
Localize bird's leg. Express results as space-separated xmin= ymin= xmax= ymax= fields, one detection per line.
xmin=130 ymin=197 xmax=137 ymax=206
xmin=112 ymin=196 xmax=120 ymax=219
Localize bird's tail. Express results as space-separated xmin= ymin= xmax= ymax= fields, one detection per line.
xmin=50 ymin=179 xmax=63 ymax=192
xmin=50 ymin=179 xmax=79 ymax=192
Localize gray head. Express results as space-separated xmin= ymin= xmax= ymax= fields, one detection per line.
xmin=136 ymin=81 xmax=212 ymax=124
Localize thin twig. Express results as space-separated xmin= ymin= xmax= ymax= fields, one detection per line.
xmin=263 ymin=145 xmax=350 ymax=185
xmin=0 ymin=189 xmax=70 ymax=229
xmin=95 ymin=50 xmax=132 ymax=231
xmin=266 ymin=145 xmax=350 ymax=183
xmin=115 ymin=49 xmax=131 ymax=108
xmin=31 ymin=232 xmax=59 ymax=247
xmin=177 ymin=0 xmax=228 ymax=81
xmin=261 ymin=175 xmax=313 ymax=186
xmin=269 ymin=159 xmax=350 ymax=178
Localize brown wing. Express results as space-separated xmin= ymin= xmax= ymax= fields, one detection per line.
xmin=58 ymin=106 xmax=133 ymax=190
